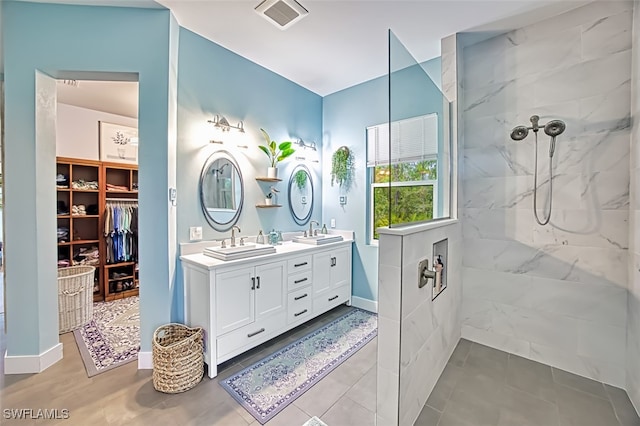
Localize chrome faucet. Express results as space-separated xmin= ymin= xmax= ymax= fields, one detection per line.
xmin=230 ymin=225 xmax=241 ymax=247
xmin=308 ymin=220 xmax=320 ymax=237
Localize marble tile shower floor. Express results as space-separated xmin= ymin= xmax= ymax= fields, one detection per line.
xmin=416 ymin=339 xmax=640 ymax=426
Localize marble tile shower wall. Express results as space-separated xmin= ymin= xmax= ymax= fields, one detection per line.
xmin=627 ymin=2 xmax=640 ymax=413
xmin=461 ymin=1 xmax=632 ymax=387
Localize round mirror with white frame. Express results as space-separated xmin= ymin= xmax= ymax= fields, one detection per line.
xmin=288 ymin=164 xmax=313 ymax=225
xmin=200 ymin=150 xmax=244 ymax=231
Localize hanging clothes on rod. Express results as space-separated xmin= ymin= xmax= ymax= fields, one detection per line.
xmin=104 ymin=199 xmax=138 ymax=264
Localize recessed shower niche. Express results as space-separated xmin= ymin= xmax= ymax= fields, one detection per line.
xmin=417 ymin=238 xmax=447 ymax=300
xmin=431 ymin=238 xmax=447 ymax=300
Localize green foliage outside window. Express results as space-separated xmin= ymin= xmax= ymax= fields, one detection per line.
xmin=372 ymin=160 xmax=437 ymax=240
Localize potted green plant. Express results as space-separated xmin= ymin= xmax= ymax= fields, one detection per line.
xmin=264 ymin=186 xmax=279 ymax=205
xmin=259 ymin=128 xmax=295 ymax=178
xmin=331 ymin=146 xmax=354 ymax=188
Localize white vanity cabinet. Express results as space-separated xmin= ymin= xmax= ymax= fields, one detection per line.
xmin=312 ymin=246 xmax=352 ymax=314
xmin=181 ymin=238 xmax=353 ymax=378
xmin=215 ymin=260 xmax=286 ymax=338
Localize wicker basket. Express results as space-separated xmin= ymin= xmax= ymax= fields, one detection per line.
xmin=57 ymin=265 xmax=95 ymax=333
xmin=152 ymin=323 xmax=204 ymax=393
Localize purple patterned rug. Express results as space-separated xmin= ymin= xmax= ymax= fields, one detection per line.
xmin=220 ymin=308 xmax=377 ymax=424
xmin=73 ymin=296 xmax=140 ymax=377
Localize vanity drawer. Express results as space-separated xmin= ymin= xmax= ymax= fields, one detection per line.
xmin=287 ymin=286 xmax=313 ymax=324
xmin=313 ymin=284 xmax=351 ymax=315
xmin=288 ymin=255 xmax=312 ymax=274
xmin=217 ymin=312 xmax=286 ymax=359
xmin=288 ymin=270 xmax=312 ymax=291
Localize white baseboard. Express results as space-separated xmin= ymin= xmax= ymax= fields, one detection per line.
xmin=138 ymin=351 xmax=153 ymax=369
xmin=4 ymin=343 xmax=63 ymax=374
xmin=351 ymin=296 xmax=378 ymax=313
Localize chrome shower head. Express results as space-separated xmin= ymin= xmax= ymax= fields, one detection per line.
xmin=544 ymin=120 xmax=566 ymax=137
xmin=510 ymin=126 xmax=529 ymax=141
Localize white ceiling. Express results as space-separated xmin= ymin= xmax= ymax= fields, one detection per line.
xmin=34 ymin=0 xmax=591 ymax=116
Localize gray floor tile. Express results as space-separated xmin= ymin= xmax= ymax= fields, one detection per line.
xmin=605 ymin=384 xmax=640 ymax=426
xmin=440 ymin=389 xmax=501 ymax=426
xmin=506 ymin=354 xmax=556 ymax=404
xmin=464 ymin=342 xmax=508 ymax=382
xmin=293 ymin=374 xmax=351 ymax=417
xmin=448 ymin=338 xmax=472 ymax=367
xmin=426 ymin=363 xmax=464 ymax=412
xmin=552 ymin=368 xmax=608 ymax=400
xmin=498 ymin=386 xmax=561 ymax=426
xmin=344 ymin=364 xmax=377 ymax=412
xmin=414 ymin=404 xmax=442 ymax=426
xmin=555 ymin=382 xmax=620 ymax=426
xmin=321 ymin=395 xmax=376 ymax=426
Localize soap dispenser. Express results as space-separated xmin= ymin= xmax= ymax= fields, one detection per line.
xmin=321 ymin=224 xmax=328 ymax=234
xmin=256 ymin=230 xmax=264 ymax=244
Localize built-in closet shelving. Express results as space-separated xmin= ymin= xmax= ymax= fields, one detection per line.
xmin=56 ymin=157 xmax=103 ymax=301
xmin=56 ymin=157 xmax=139 ymax=302
xmin=102 ymin=162 xmax=139 ymax=302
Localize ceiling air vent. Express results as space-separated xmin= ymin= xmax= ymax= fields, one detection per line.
xmin=255 ymin=0 xmax=308 ymax=30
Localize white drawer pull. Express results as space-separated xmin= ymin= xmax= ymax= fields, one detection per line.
xmin=294 ymin=293 xmax=308 ymax=301
xmin=247 ymin=328 xmax=266 ymax=338
xmin=294 ymin=309 xmax=308 ymax=317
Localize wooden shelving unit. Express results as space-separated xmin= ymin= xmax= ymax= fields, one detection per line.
xmin=57 ymin=157 xmax=139 ymax=302
xmin=56 ymin=157 xmax=103 ymax=301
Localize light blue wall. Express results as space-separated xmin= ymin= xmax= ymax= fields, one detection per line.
xmin=173 ymin=28 xmax=322 ymax=319
xmin=3 ymin=1 xmax=175 ymax=354
xmin=322 ymin=57 xmax=442 ymax=303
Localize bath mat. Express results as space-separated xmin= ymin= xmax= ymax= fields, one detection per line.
xmin=220 ymin=308 xmax=377 ymax=424
xmin=302 ymin=416 xmax=328 ymax=426
xmin=73 ymin=296 xmax=140 ymax=377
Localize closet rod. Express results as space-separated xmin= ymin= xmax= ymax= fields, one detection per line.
xmin=106 ymin=198 xmax=139 ymax=202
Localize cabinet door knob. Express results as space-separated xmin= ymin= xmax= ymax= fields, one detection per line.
xmin=251 ymin=277 xmax=255 ymax=290
xmin=256 ymin=276 xmax=261 ymax=289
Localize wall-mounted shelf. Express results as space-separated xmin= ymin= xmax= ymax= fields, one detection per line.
xmin=255 ymin=177 xmax=282 ymax=182
xmin=256 ymin=204 xmax=282 ymax=208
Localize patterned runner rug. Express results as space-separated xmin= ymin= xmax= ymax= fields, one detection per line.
xmin=73 ymin=296 xmax=140 ymax=377
xmin=220 ymin=308 xmax=377 ymax=424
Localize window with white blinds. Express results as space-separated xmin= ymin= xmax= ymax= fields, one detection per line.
xmin=366 ymin=113 xmax=438 ymax=166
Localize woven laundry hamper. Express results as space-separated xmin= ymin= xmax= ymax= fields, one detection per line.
xmin=57 ymin=265 xmax=95 ymax=333
xmin=152 ymin=323 xmax=204 ymax=393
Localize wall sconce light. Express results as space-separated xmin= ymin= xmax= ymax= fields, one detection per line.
xmin=207 ymin=115 xmax=248 ymax=148
xmin=208 ymin=114 xmax=245 ymax=133
xmin=294 ymin=138 xmax=317 ymax=151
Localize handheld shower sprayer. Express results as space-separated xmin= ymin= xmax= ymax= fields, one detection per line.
xmin=509 ymin=115 xmax=566 ymax=226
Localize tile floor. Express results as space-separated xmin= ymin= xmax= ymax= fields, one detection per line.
xmin=2 ymin=304 xmax=639 ymax=426
xmin=0 ymin=304 xmax=377 ymax=425
xmin=416 ymin=339 xmax=640 ymax=426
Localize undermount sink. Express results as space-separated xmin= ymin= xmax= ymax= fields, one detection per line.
xmin=292 ymin=234 xmax=344 ymax=245
xmin=203 ymin=243 xmax=276 ymax=261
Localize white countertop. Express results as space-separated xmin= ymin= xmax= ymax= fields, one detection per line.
xmin=180 ymin=230 xmax=354 ymax=271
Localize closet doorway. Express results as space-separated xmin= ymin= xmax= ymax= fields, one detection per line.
xmin=56 ymin=78 xmax=141 ymax=376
